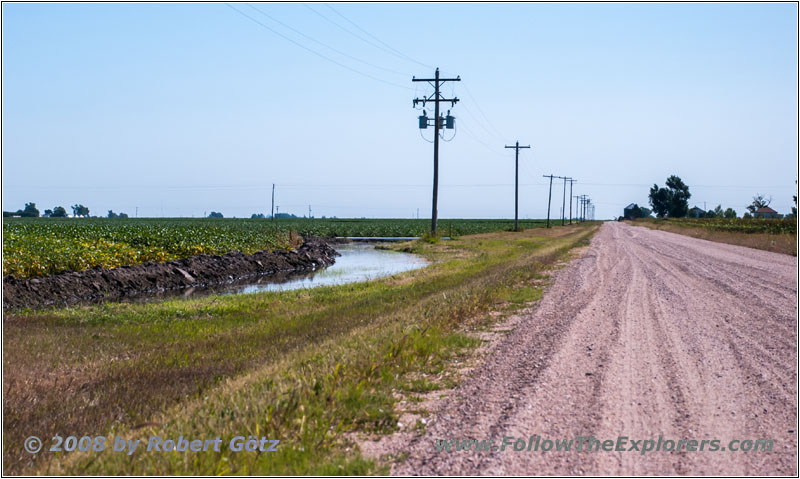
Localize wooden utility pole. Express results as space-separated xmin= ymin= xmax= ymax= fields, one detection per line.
xmin=561 ymin=177 xmax=568 ymax=226
xmin=271 ymin=184 xmax=275 ymax=221
xmin=413 ymin=68 xmax=460 ymax=235
xmin=545 ymin=175 xmax=567 ymax=227
xmin=543 ymin=175 xmax=555 ymax=228
xmin=580 ymin=196 xmax=589 ymax=222
xmin=573 ymin=195 xmax=580 ymax=224
xmin=567 ymin=178 xmax=577 ymax=224
xmin=505 ymin=141 xmax=531 ymax=231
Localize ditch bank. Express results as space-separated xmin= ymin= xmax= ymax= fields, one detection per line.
xmin=3 ymin=237 xmax=340 ymax=311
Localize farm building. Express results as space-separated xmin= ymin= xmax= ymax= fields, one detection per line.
xmin=688 ymin=206 xmax=705 ymax=218
xmin=752 ymin=206 xmax=781 ymax=219
xmin=623 ymin=203 xmax=651 ymax=219
xmin=623 ymin=203 xmax=639 ymax=219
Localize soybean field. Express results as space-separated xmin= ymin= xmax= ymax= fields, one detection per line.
xmin=2 ymin=217 xmax=550 ymax=278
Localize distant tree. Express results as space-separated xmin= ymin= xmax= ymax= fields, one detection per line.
xmin=208 ymin=211 xmax=224 ymax=218
xmin=723 ymin=208 xmax=737 ymax=219
xmin=19 ymin=202 xmax=39 ymax=217
xmin=624 ymin=203 xmax=649 ymax=220
xmin=118 ymin=212 xmax=129 ymax=218
xmin=746 ymin=194 xmax=771 ymax=214
xmin=43 ymin=209 xmax=53 ymax=217
xmin=704 ymin=205 xmax=723 ymax=218
xmin=251 ymin=213 xmax=266 ymax=219
xmin=649 ymin=175 xmax=691 ymax=218
xmin=743 ymin=212 xmax=752 ymax=219
xmin=51 ymin=206 xmax=68 ymax=217
xmin=107 ymin=210 xmax=118 ymax=218
xmin=20 ymin=203 xmax=38 ymax=217
xmin=71 ymin=204 xmax=90 ymax=217
xmin=649 ymin=185 xmax=669 ymax=218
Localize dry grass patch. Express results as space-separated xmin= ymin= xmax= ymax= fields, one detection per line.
xmin=628 ymin=220 xmax=796 ymax=255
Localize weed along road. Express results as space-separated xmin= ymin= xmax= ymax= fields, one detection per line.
xmin=393 ymin=222 xmax=797 ymax=475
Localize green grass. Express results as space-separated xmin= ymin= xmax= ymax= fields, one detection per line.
xmin=3 ymin=217 xmax=552 ymax=278
xmin=4 ymin=224 xmax=598 ymax=475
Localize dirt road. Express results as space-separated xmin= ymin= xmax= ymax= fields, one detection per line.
xmin=393 ymin=222 xmax=797 ymax=475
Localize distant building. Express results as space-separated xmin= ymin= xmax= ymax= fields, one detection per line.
xmin=623 ymin=203 xmax=650 ymax=220
xmin=623 ymin=203 xmax=638 ymax=219
xmin=688 ymin=206 xmax=705 ymax=218
xmin=752 ymin=206 xmax=781 ymax=219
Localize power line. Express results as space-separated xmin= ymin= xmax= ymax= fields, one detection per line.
xmin=462 ymin=84 xmax=508 ymax=142
xmin=460 ymin=103 xmax=506 ymax=144
xmin=246 ymin=4 xmax=409 ymax=78
xmin=225 ymin=3 xmax=412 ymax=91
xmin=304 ymin=3 xmax=434 ymax=71
xmin=458 ymin=119 xmax=511 ymax=158
xmin=9 ymin=181 xmax=794 ymax=191
xmin=325 ymin=3 xmax=435 ymax=69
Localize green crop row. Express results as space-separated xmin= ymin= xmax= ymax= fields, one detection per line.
xmin=2 ymin=217 xmax=552 ymax=278
xmin=642 ymin=217 xmax=796 ymax=235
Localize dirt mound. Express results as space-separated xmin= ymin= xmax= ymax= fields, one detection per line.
xmin=3 ymin=237 xmax=340 ymax=310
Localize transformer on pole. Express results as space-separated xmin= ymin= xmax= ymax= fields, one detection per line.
xmin=413 ymin=68 xmax=460 ymax=235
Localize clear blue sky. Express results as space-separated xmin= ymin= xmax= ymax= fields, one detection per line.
xmin=3 ymin=2 xmax=797 ymax=219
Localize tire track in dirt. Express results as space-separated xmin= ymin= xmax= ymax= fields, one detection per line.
xmin=389 ymin=222 xmax=796 ymax=475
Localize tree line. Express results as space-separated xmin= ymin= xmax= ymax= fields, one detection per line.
xmin=3 ymin=203 xmax=129 ymax=218
xmin=622 ymin=175 xmax=797 ymax=220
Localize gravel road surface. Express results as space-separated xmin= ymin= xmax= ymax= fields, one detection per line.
xmin=394 ymin=222 xmax=797 ymax=475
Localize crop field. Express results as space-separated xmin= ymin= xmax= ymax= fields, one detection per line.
xmin=2 ymin=218 xmax=551 ymax=279
xmin=269 ymin=217 xmax=550 ymax=238
xmin=640 ymin=217 xmax=796 ymax=235
xmin=631 ymin=217 xmax=797 ymax=255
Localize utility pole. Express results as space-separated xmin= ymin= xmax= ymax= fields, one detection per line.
xmin=567 ymin=179 xmax=577 ymax=224
xmin=545 ymin=175 xmax=567 ymax=227
xmin=561 ymin=177 xmax=569 ymax=226
xmin=543 ymin=175 xmax=555 ymax=228
xmin=308 ymin=205 xmax=312 ymax=219
xmin=584 ymin=197 xmax=590 ymax=222
xmin=271 ymin=184 xmax=275 ymax=221
xmin=505 ymin=141 xmax=531 ymax=231
xmin=135 ymin=206 xmax=138 ymax=218
xmin=582 ymin=197 xmax=588 ymax=222
xmin=413 ymin=68 xmax=460 ymax=235
xmin=573 ymin=195 xmax=580 ymax=223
